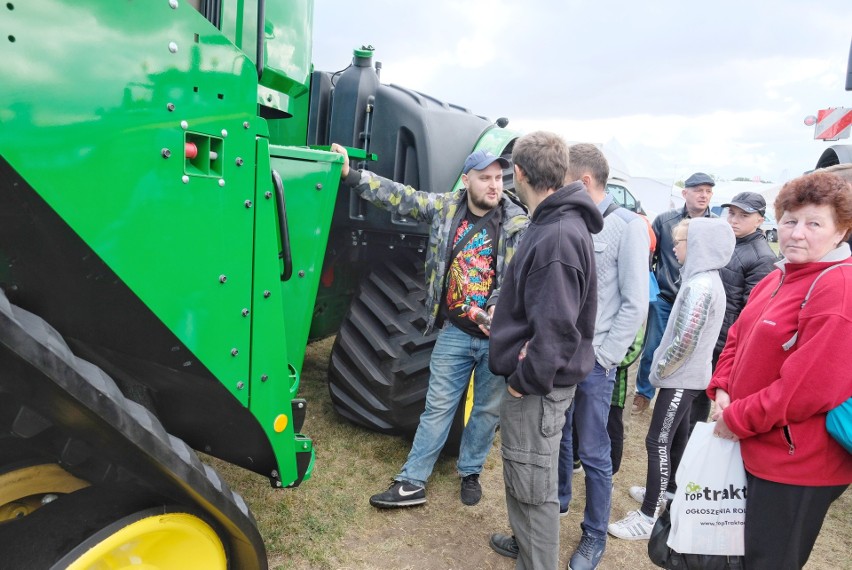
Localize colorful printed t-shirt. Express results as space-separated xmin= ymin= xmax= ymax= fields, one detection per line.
xmin=442 ymin=209 xmax=499 ymax=338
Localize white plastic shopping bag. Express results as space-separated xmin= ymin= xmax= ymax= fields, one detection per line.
xmin=667 ymin=421 xmax=746 ymax=556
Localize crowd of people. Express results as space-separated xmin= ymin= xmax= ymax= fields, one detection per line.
xmin=329 ymin=138 xmax=852 ymax=570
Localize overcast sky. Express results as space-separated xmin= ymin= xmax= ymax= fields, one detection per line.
xmin=311 ymin=0 xmax=851 ymax=186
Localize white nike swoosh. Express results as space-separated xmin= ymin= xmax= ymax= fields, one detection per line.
xmin=398 ymin=487 xmax=421 ymax=497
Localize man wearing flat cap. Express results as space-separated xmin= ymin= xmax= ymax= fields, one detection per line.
xmin=632 ymin=173 xmax=717 ymax=415
xmin=330 ymin=143 xmax=529 ymax=509
xmin=688 ymin=190 xmax=778 ymax=431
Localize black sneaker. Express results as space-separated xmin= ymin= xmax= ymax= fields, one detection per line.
xmin=489 ymin=533 xmax=519 ymax=559
xmin=369 ymin=480 xmax=426 ymax=509
xmin=460 ymin=473 xmax=482 ymax=506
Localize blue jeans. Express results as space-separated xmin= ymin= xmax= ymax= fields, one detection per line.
xmin=558 ymin=362 xmax=615 ymax=539
xmin=397 ymin=323 xmax=502 ymax=487
xmin=635 ymin=297 xmax=673 ymax=400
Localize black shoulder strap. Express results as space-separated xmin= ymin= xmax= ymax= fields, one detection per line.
xmin=449 ymin=206 xmax=499 ymax=262
xmin=603 ymin=201 xmax=620 ymax=218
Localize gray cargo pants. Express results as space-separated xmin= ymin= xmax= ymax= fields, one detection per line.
xmin=500 ymin=385 xmax=575 ymax=570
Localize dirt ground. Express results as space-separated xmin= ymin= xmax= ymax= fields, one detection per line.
xmin=259 ymin=337 xmax=850 ymax=570
xmin=326 ymin=403 xmax=661 ymax=569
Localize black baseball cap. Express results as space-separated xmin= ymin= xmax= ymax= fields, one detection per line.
xmin=722 ymin=192 xmax=767 ymax=216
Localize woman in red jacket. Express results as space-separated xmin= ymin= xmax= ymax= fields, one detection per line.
xmin=708 ymin=171 xmax=852 ymax=569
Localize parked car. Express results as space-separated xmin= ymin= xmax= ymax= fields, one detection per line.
xmin=761 ymin=212 xmax=778 ymax=242
xmin=606 ymin=177 xmax=645 ymax=215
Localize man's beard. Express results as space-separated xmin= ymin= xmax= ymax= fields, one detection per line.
xmin=470 ymin=192 xmax=499 ymax=212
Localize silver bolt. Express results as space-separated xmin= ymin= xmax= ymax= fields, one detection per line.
xmin=263 ymin=290 xmax=271 ymax=298
xmin=161 ymin=148 xmax=171 ymax=158
xmin=264 ymin=191 xmax=272 ymax=199
xmin=243 ymin=121 xmax=250 ymax=129
xmin=302 ymin=442 xmax=308 ymax=449
xmin=218 ymin=179 xmax=225 ymax=187
xmin=297 ymin=402 xmax=305 ymax=409
xmin=41 ymin=494 xmax=59 ymax=505
xmin=168 ymin=41 xmax=178 ymax=54
xmin=244 ymin=200 xmax=252 ymax=208
xmin=221 ymin=129 xmax=228 ymax=138
xmin=168 ymin=0 xmax=178 ymax=8
xmin=316 ymin=183 xmax=323 ymax=190
xmin=181 ymin=175 xmax=189 ymax=184
xmin=241 ymin=308 xmax=249 ymax=317
xmin=271 ymin=470 xmax=279 ymax=478
xmin=235 ymin=157 xmax=244 ymax=166
xmin=236 ymin=381 xmax=245 ymax=389
xmin=166 ymin=102 xmax=175 ymax=112
xmin=298 ymin=270 xmax=305 ymax=278
xmin=261 ymin=374 xmax=268 ymax=382
xmin=180 ymin=120 xmax=188 ymax=130
xmin=219 ymin=275 xmax=227 ymax=283
xmin=231 ymin=348 xmax=239 ymax=357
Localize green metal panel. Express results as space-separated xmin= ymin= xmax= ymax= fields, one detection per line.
xmin=248 ymin=142 xmax=340 ymax=485
xmin=231 ymin=142 xmax=342 ymax=485
xmin=220 ymin=0 xmax=314 ymax=123
xmin=220 ymin=0 xmax=258 ymax=53
xmin=0 ymin=1 xmax=340 ymax=484
xmin=259 ymin=0 xmax=313 ymax=96
xmin=269 ymin=146 xmax=341 ymax=374
xmin=2 ymin=0 xmax=261 ymax=403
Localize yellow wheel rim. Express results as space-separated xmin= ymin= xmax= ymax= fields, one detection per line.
xmin=463 ymin=372 xmax=475 ymax=425
xmin=0 ymin=464 xmax=88 ymax=522
xmin=66 ymin=512 xmax=227 ymax=570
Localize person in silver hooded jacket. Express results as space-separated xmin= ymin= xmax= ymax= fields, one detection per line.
xmin=609 ymin=216 xmax=735 ymax=540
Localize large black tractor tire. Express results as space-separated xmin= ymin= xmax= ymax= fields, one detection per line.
xmin=1 ymin=483 xmax=229 ymax=569
xmin=0 ymin=288 xmax=265 ymax=569
xmin=328 ymin=250 xmax=466 ymax=454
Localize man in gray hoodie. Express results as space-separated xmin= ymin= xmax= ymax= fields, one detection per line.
xmin=609 ymin=217 xmax=734 ymax=541
xmin=557 ymin=143 xmax=650 ymax=570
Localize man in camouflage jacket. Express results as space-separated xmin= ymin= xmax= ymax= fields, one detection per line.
xmin=331 ymin=143 xmax=528 ymax=509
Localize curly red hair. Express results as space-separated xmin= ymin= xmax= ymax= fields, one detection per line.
xmin=774 ymin=171 xmax=852 ymax=240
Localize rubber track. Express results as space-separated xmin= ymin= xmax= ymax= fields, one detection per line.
xmin=0 ymin=289 xmax=266 ymax=569
xmin=328 ymin=250 xmax=465 ymax=450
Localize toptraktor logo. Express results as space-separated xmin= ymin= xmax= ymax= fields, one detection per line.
xmin=682 ymin=481 xmax=747 ymax=501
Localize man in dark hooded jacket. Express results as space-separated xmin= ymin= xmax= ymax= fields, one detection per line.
xmin=487 ymin=131 xmax=603 ymax=569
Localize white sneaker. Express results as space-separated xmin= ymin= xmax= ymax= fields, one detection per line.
xmin=628 ymin=485 xmax=645 ymax=504
xmin=608 ymin=510 xmax=655 ymax=540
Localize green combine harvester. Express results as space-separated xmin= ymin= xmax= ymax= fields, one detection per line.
xmin=0 ymin=1 xmax=518 ymax=566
